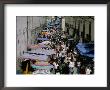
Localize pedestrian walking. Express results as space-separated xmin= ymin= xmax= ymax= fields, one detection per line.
xmin=53 ymin=61 xmax=59 ymax=74
xmin=86 ymin=67 xmax=92 ymax=75
xmin=69 ymin=59 xmax=75 ymax=74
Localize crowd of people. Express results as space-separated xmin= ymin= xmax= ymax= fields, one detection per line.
xmin=17 ymin=28 xmax=94 ymax=75
xmin=40 ymin=29 xmax=94 ymax=75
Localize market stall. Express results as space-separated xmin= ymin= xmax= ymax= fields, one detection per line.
xmin=21 ymin=53 xmax=49 ymax=61
xmin=26 ymin=49 xmax=56 ymax=56
xmin=76 ymin=42 xmax=94 ymax=59
xmin=20 ymin=52 xmax=53 ymax=74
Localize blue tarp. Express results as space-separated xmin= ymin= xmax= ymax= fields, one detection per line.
xmin=76 ymin=43 xmax=94 ymax=58
xmin=37 ymin=38 xmax=49 ymax=41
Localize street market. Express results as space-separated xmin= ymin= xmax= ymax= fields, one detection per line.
xmin=16 ymin=16 xmax=94 ymax=75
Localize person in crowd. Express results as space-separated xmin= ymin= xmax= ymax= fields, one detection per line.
xmin=69 ymin=59 xmax=75 ymax=74
xmin=80 ymin=65 xmax=86 ymax=74
xmin=67 ymin=53 xmax=71 ymax=61
xmin=63 ymin=62 xmax=69 ymax=74
xmin=21 ymin=59 xmax=28 ymax=73
xmin=59 ymin=51 xmax=62 ymax=58
xmin=53 ymin=61 xmax=59 ymax=74
xmin=76 ymin=61 xmax=81 ymax=74
xmin=66 ymin=47 xmax=70 ymax=55
xmin=86 ymin=66 xmax=92 ymax=75
xmin=50 ymin=68 xmax=55 ymax=74
xmin=73 ymin=63 xmax=78 ymax=74
xmin=60 ymin=62 xmax=65 ymax=74
xmin=61 ymin=42 xmax=66 ymax=50
xmin=64 ymin=55 xmax=69 ymax=64
xmin=61 ymin=53 xmax=65 ymax=64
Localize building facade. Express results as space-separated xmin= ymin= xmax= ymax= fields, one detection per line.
xmin=65 ymin=16 xmax=94 ymax=43
xmin=16 ymin=16 xmax=46 ymax=57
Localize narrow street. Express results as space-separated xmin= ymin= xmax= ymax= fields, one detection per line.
xmin=16 ymin=16 xmax=94 ymax=75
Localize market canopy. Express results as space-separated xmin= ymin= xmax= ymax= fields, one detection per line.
xmin=28 ymin=43 xmax=48 ymax=49
xmin=41 ymin=32 xmax=50 ymax=35
xmin=41 ymin=41 xmax=51 ymax=44
xmin=76 ymin=43 xmax=94 ymax=58
xmin=37 ymin=38 xmax=49 ymax=41
xmin=26 ymin=48 xmax=56 ymax=55
xmin=32 ymin=65 xmax=54 ymax=74
xmin=34 ymin=61 xmax=50 ymax=66
xmin=32 ymin=64 xmax=53 ymax=70
xmin=21 ymin=53 xmax=49 ymax=61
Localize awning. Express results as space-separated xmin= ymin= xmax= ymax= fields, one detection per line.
xmin=41 ymin=41 xmax=51 ymax=45
xmin=37 ymin=38 xmax=49 ymax=41
xmin=26 ymin=48 xmax=56 ymax=55
xmin=76 ymin=43 xmax=94 ymax=58
xmin=21 ymin=53 xmax=48 ymax=61
xmin=28 ymin=43 xmax=48 ymax=49
xmin=31 ymin=64 xmax=53 ymax=70
xmin=35 ymin=61 xmax=50 ymax=66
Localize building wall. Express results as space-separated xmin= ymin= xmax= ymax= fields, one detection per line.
xmin=65 ymin=16 xmax=94 ymax=42
xmin=16 ymin=16 xmax=46 ymax=57
xmin=31 ymin=16 xmax=46 ymax=44
xmin=85 ymin=21 xmax=89 ymax=37
xmin=16 ymin=16 xmax=27 ymax=57
xmin=91 ymin=21 xmax=94 ymax=41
